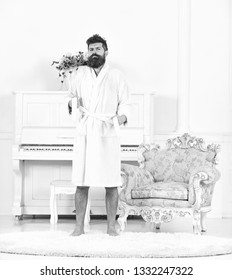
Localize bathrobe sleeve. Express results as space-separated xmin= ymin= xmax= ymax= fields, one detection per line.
xmin=117 ymin=73 xmax=131 ymax=126
xmin=64 ymin=70 xmax=82 ymax=121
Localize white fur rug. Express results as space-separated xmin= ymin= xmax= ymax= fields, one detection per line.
xmin=0 ymin=231 xmax=232 ymax=258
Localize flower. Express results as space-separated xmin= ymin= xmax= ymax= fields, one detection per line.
xmin=52 ymin=52 xmax=88 ymax=83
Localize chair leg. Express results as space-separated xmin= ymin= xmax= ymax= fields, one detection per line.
xmin=50 ymin=185 xmax=57 ymax=224
xmin=155 ymin=223 xmax=161 ymax=230
xmin=84 ymin=198 xmax=91 ymax=232
xmin=200 ymin=212 xmax=207 ymax=232
xmin=84 ymin=198 xmax=91 ymax=225
xmin=192 ymin=210 xmax=201 ymax=235
xmin=117 ymin=210 xmax=129 ymax=232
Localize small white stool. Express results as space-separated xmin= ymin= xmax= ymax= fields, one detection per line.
xmin=50 ymin=180 xmax=90 ymax=226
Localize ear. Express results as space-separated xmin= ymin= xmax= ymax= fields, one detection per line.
xmin=105 ymin=50 xmax=108 ymax=57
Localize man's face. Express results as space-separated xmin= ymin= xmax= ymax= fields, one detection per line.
xmin=87 ymin=42 xmax=108 ymax=69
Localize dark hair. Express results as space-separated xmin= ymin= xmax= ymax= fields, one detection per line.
xmin=86 ymin=34 xmax=108 ymax=51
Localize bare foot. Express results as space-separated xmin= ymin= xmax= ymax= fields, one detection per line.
xmin=70 ymin=226 xmax=84 ymax=236
xmin=107 ymin=226 xmax=119 ymax=236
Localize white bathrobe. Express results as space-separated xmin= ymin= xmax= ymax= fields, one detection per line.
xmin=67 ymin=63 xmax=130 ymax=187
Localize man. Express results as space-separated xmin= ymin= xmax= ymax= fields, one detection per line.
xmin=67 ymin=34 xmax=130 ymax=236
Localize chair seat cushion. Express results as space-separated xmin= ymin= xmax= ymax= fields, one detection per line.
xmin=131 ymin=182 xmax=188 ymax=201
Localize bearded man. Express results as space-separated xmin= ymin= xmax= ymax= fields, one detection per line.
xmin=67 ymin=34 xmax=130 ymax=236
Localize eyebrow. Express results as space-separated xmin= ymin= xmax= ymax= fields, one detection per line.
xmin=89 ymin=46 xmax=103 ymax=50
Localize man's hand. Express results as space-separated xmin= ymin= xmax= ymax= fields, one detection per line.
xmin=68 ymin=100 xmax=72 ymax=114
xmin=117 ymin=114 xmax=127 ymax=125
xmin=68 ymin=98 xmax=81 ymax=114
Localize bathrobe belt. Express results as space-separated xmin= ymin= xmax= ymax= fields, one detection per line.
xmin=79 ymin=106 xmax=120 ymax=136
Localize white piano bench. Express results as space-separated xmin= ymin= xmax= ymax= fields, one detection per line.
xmin=49 ymin=180 xmax=90 ymax=226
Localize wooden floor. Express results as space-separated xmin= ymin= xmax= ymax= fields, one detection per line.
xmin=0 ymin=215 xmax=232 ymax=259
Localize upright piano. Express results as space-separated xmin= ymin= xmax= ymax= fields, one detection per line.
xmin=12 ymin=91 xmax=154 ymax=218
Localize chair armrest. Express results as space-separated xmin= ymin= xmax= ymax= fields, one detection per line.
xmin=190 ymin=165 xmax=220 ymax=184
xmin=119 ymin=164 xmax=154 ymax=203
xmin=188 ymin=166 xmax=221 ymax=209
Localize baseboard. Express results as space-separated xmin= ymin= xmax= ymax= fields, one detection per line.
xmin=221 ymin=215 xmax=232 ymax=219
xmin=208 ymin=212 xmax=223 ymax=218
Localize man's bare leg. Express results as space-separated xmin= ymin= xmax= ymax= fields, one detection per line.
xmin=105 ymin=187 xmax=119 ymax=236
xmin=71 ymin=186 xmax=89 ymax=236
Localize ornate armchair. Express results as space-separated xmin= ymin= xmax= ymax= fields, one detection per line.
xmin=118 ymin=133 xmax=220 ymax=234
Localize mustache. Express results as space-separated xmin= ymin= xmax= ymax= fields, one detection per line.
xmin=89 ymin=54 xmax=100 ymax=59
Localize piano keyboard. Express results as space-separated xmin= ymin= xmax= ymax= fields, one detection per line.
xmin=19 ymin=144 xmax=138 ymax=153
xmin=20 ymin=144 xmax=73 ymax=152
xmin=14 ymin=144 xmax=139 ymax=161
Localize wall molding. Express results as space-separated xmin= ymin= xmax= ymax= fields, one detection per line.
xmin=229 ymin=0 xmax=232 ymax=131
xmin=176 ymin=0 xmax=191 ymax=133
xmin=151 ymin=131 xmax=232 ymax=143
xmin=3 ymin=129 xmax=232 ymax=142
xmin=0 ymin=132 xmax=13 ymax=140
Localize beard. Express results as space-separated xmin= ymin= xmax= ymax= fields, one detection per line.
xmin=87 ymin=53 xmax=106 ymax=69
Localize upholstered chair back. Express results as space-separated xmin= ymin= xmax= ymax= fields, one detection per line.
xmin=138 ymin=134 xmax=219 ymax=183
xmin=141 ymin=148 xmax=216 ymax=183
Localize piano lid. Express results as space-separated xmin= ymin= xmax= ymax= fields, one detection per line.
xmin=13 ymin=91 xmax=154 ymax=145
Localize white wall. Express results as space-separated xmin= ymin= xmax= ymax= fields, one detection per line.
xmin=188 ymin=0 xmax=232 ymax=217
xmin=0 ymin=0 xmax=232 ymax=217
xmin=190 ymin=0 xmax=231 ymax=133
